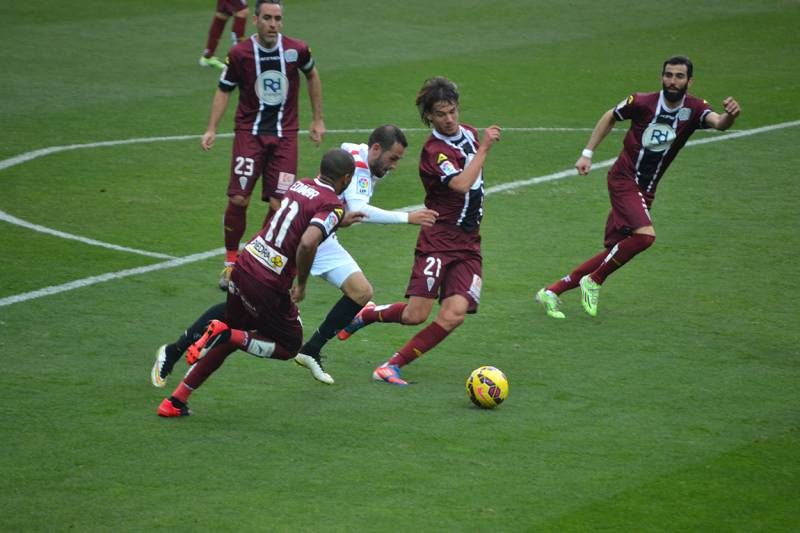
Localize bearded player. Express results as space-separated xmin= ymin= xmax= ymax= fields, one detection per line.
xmin=535 ymin=55 xmax=741 ymax=318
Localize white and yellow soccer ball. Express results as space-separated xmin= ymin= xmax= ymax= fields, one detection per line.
xmin=466 ymin=366 xmax=509 ymax=409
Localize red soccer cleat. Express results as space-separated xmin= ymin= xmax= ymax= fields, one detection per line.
xmin=157 ymin=397 xmax=191 ymax=417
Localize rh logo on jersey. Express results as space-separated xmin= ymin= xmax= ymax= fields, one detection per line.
xmin=642 ymin=123 xmax=676 ymax=152
xmin=255 ymin=70 xmax=289 ymax=105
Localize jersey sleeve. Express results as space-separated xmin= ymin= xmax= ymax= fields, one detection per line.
xmin=309 ymin=203 xmax=344 ymax=239
xmin=420 ymin=145 xmax=462 ymax=186
xmin=613 ymin=93 xmax=637 ymax=121
xmin=297 ymin=41 xmax=315 ymax=74
xmin=218 ymin=50 xmax=241 ymax=92
xmin=696 ymin=99 xmax=713 ymax=129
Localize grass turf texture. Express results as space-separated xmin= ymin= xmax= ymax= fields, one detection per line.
xmin=2 ymin=0 xmax=799 ymax=530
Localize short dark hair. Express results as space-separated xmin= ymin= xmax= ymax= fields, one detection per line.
xmin=415 ymin=76 xmax=459 ymax=127
xmin=662 ymin=55 xmax=693 ymax=78
xmin=256 ymin=0 xmax=282 ymax=12
xmin=320 ymin=148 xmax=355 ymax=182
xmin=368 ymin=124 xmax=408 ymax=151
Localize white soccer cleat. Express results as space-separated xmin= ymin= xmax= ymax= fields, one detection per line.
xmin=294 ymin=353 xmax=334 ymax=384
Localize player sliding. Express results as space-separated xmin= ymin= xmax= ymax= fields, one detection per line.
xmin=338 ymin=76 xmax=501 ymax=386
xmin=535 ymin=55 xmax=740 ymax=318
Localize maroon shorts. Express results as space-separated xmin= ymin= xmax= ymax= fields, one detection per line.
xmin=603 ymin=174 xmax=655 ymax=248
xmin=225 ymin=266 xmax=303 ymax=358
xmin=216 ymin=0 xmax=248 ymax=16
xmin=228 ymin=130 xmax=298 ymax=202
xmin=405 ymin=226 xmax=483 ymax=313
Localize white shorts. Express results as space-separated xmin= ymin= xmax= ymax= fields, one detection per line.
xmin=310 ymin=233 xmax=361 ymax=288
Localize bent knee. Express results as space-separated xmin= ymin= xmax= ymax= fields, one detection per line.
xmin=345 ymin=284 xmax=373 ymax=306
xmin=230 ymin=195 xmax=250 ymax=207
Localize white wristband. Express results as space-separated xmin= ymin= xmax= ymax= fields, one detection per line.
xmin=581 ymin=148 xmax=594 ymax=159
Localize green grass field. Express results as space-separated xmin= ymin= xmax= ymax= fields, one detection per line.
xmin=2 ymin=1 xmax=799 ymax=531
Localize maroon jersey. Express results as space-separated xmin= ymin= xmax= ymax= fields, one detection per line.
xmin=220 ymin=34 xmax=315 ymax=137
xmin=610 ymin=91 xmax=713 ymax=194
xmin=236 ymin=178 xmax=344 ymax=291
xmin=418 ymin=124 xmax=484 ymax=234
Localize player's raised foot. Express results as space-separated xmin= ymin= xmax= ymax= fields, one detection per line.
xmin=535 ymin=288 xmax=565 ymax=319
xmin=219 ymin=263 xmax=234 ymax=291
xmin=372 ymin=363 xmax=408 ymax=386
xmin=157 ymin=397 xmax=191 ymax=417
xmin=337 ymin=301 xmax=375 ymax=340
xmin=186 ymin=319 xmax=231 ymax=365
xmin=151 ymin=344 xmax=173 ymax=388
xmin=294 ymin=352 xmax=335 ymax=384
xmin=579 ymin=275 xmax=601 ymax=317
xmin=199 ymin=55 xmax=225 ymax=69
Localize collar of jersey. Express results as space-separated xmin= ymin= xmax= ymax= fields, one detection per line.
xmin=431 ymin=126 xmax=465 ymax=143
xmin=252 ymin=33 xmax=283 ymax=53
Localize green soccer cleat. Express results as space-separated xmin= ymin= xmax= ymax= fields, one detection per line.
xmin=535 ymin=288 xmax=565 ymax=319
xmin=199 ymin=55 xmax=226 ymax=69
xmin=579 ymin=275 xmax=601 ymax=317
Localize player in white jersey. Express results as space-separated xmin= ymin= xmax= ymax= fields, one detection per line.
xmin=152 ymin=125 xmax=437 ymax=390
xmin=294 ymin=125 xmax=438 ymax=384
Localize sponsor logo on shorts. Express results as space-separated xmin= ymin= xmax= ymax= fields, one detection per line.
xmin=239 ymin=176 xmax=249 ymax=189
xmin=426 ymin=276 xmax=436 ymax=292
xmin=277 ymin=172 xmax=295 ymax=193
xmin=468 ymin=274 xmax=482 ymax=303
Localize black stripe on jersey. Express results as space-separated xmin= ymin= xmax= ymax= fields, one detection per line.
xmin=636 ymin=108 xmax=678 ymax=191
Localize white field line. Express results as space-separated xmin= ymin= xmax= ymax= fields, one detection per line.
xmin=1 ymin=121 xmax=797 ymax=307
xmin=0 ymin=127 xmax=597 ymax=259
xmin=0 ymin=128 xmax=596 ymax=172
xmin=0 ymin=211 xmax=176 ymax=259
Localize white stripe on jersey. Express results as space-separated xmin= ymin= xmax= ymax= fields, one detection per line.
xmin=251 ymin=34 xmax=288 ymax=137
xmin=634 ymin=91 xmax=679 ymax=193
xmin=446 ymin=127 xmax=481 ymax=227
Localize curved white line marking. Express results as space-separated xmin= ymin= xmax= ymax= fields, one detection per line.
xmin=0 ymin=211 xmax=175 ymax=259
xmin=1 ymin=120 xmax=797 ymax=307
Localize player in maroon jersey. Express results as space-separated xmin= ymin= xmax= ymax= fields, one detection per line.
xmin=156 ymin=149 xmax=362 ymax=417
xmin=201 ymin=0 xmax=326 ymax=291
xmin=337 ymin=77 xmax=501 ymax=385
xmin=535 ymin=56 xmax=741 ymax=318
xmin=199 ymin=0 xmax=249 ymax=69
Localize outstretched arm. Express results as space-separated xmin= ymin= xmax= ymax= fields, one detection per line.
xmin=575 ymin=108 xmax=617 ymax=176
xmin=704 ymin=97 xmax=741 ymax=131
xmin=345 ymin=198 xmax=438 ymax=226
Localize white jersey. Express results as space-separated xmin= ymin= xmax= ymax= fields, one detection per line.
xmin=310 ymin=141 xmax=406 ymax=287
xmin=339 ymin=142 xmax=408 ymax=224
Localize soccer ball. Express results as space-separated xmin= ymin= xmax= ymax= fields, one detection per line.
xmin=466 ymin=366 xmax=509 ymax=409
